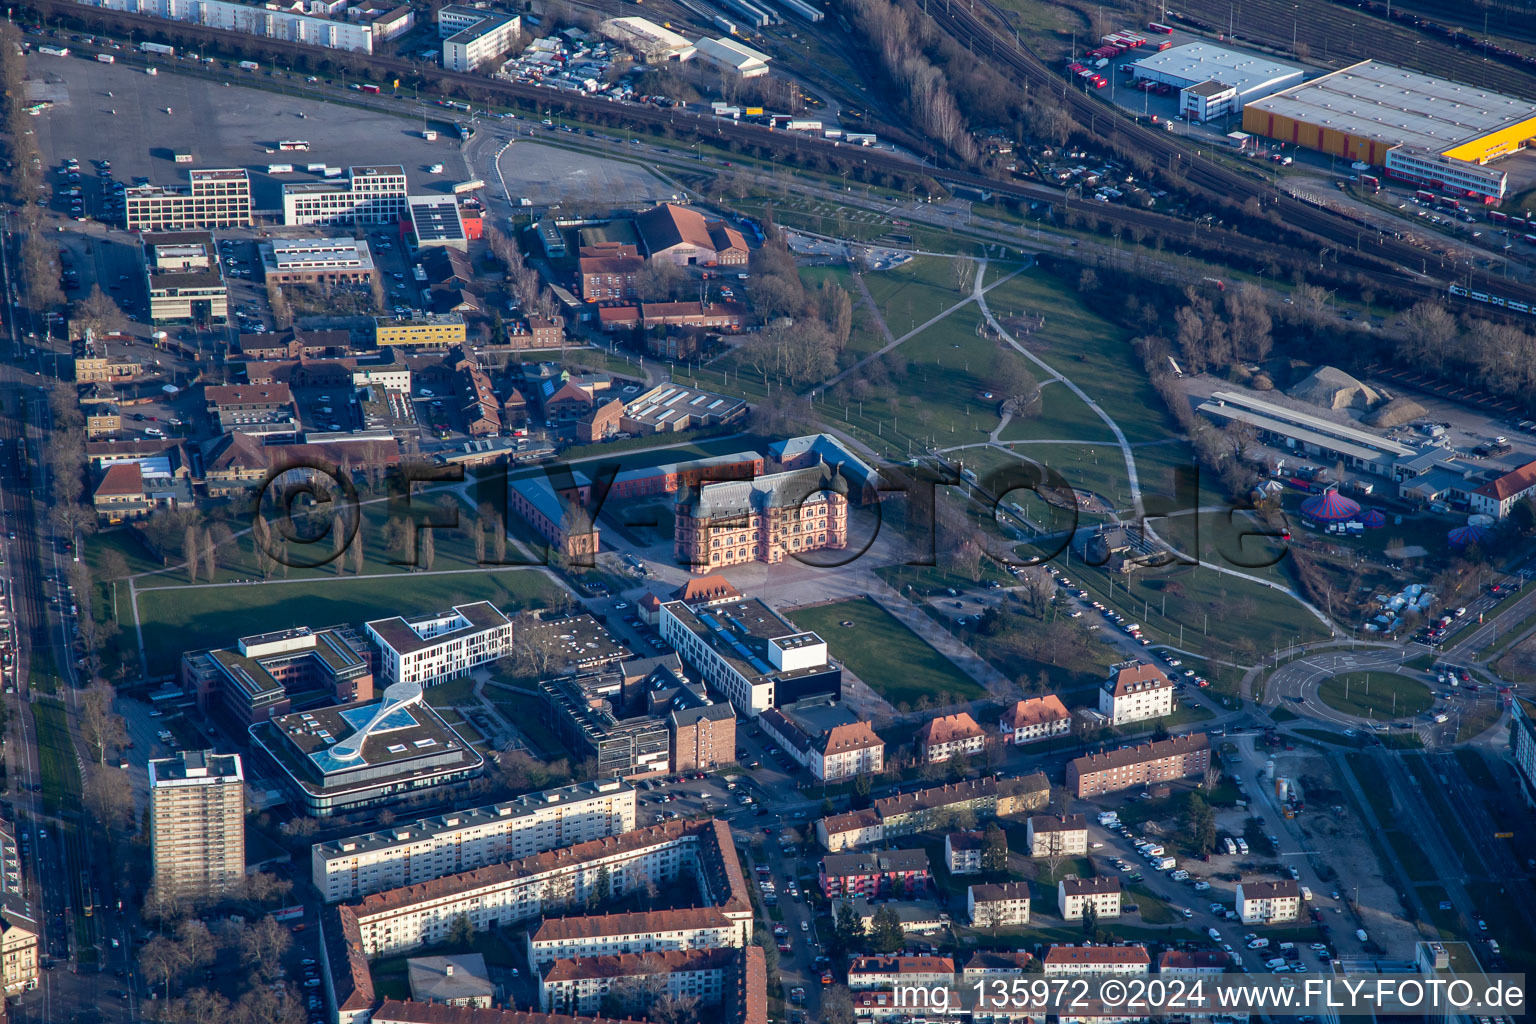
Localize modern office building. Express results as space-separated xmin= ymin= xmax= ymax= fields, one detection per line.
xmin=312 ymin=779 xmax=637 ymax=902
xmin=438 ymin=5 xmax=522 ymax=71
xmin=283 ymin=166 xmax=409 ymax=226
xmin=248 ymin=680 xmax=485 ymax=816
xmin=143 ymin=231 xmax=228 ymax=323
xmin=374 ymin=313 xmax=467 ymax=348
xmin=181 ymin=626 xmax=376 ymax=727
xmin=659 ymin=594 xmax=841 ymax=716
xmin=261 ymin=237 xmax=377 ymax=287
xmin=1129 ymin=43 xmax=1303 ymax=122
xmin=148 ymin=750 xmax=246 ymax=901
xmin=365 ymin=603 xmax=514 ymax=687
xmin=124 ymin=168 xmax=252 ymax=231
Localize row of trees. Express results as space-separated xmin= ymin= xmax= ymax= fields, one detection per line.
xmin=840 ymin=0 xmax=975 ymax=161
xmin=484 ymin=225 xmax=560 ymax=320
xmin=734 ymin=227 xmax=856 ymax=388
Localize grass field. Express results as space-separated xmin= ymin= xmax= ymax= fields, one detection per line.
xmin=33 ymin=699 xmax=80 ymax=817
xmin=484 ymin=683 xmax=570 ymax=760
xmin=997 ymin=385 xmax=1115 ymax=444
xmin=789 ymin=597 xmax=985 ymax=707
xmin=1318 ymin=672 xmax=1433 ymax=719
xmin=134 ymin=569 xmax=563 ymax=676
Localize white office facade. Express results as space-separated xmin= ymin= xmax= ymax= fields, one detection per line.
xmin=366 ymin=603 xmax=514 ymax=688
xmin=283 ymin=166 xmax=409 ymax=226
xmin=79 ymin=0 xmax=379 ymax=52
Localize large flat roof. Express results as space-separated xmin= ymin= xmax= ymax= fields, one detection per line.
xmin=1246 ymin=60 xmax=1536 ymax=152
xmin=1198 ymin=390 xmax=1413 ymax=463
xmin=1131 ymin=42 xmax=1302 ymax=97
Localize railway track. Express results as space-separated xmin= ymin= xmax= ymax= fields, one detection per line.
xmin=1174 ymin=0 xmax=1536 ymax=98
xmin=23 ymin=0 xmax=1533 ymax=312
xmin=922 ymin=0 xmax=1536 ymax=308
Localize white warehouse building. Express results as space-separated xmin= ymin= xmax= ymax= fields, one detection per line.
xmin=692 ymin=36 xmax=770 ymax=78
xmin=1131 ymin=43 xmax=1304 ymax=123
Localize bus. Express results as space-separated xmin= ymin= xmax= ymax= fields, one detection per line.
xmin=277 ymin=140 xmax=311 ymax=152
xmin=1360 ymin=174 xmax=1380 ymax=192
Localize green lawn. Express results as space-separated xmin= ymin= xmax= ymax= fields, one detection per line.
xmin=134 ymin=569 xmax=563 ymax=676
xmin=998 ymin=385 xmax=1115 ymax=444
xmin=484 ymin=683 xmax=571 ymax=760
xmin=1318 ymin=672 xmax=1432 ymax=720
xmin=33 ymin=699 xmax=80 ymax=817
xmin=789 ymin=597 xmax=985 ymax=707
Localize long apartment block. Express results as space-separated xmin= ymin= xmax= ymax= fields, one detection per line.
xmin=312 ymin=779 xmax=637 ymax=902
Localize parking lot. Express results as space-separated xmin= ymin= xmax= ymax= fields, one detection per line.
xmin=31 ymin=56 xmax=470 ymax=207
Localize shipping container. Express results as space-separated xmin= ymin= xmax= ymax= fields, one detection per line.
xmin=1156 ymin=39 xmax=1173 ymax=49
xmin=452 ymin=179 xmax=485 ymax=194
xmin=1147 ymin=21 xmax=1173 ymax=33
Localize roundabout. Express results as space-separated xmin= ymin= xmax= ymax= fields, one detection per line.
xmin=1316 ymin=671 xmax=1434 ymax=720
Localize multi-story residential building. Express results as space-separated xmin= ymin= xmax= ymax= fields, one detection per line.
xmin=1099 ymin=662 xmax=1175 ymax=726
xmin=204 ymin=382 xmax=297 ymax=436
xmin=438 ymin=5 xmax=522 ymax=71
xmin=539 ymin=948 xmax=735 ymax=1015
xmin=124 ymin=168 xmax=252 ymax=231
xmin=816 ymin=809 xmax=884 ymax=852
xmin=149 ymin=750 xmax=246 ymax=901
xmin=873 ymin=774 xmax=1051 ymax=839
xmin=758 ymin=702 xmax=883 ymax=782
xmin=261 ymin=237 xmax=377 ymax=287
xmin=846 ymin=956 xmax=955 ymax=992
xmin=283 ymin=166 xmax=409 ymax=226
xmin=673 ymin=465 xmax=849 ymax=575
xmin=659 ymin=595 xmax=841 ymax=716
xmin=914 ymin=712 xmax=987 ymax=763
xmin=1067 ymin=733 xmax=1211 ymax=798
xmin=999 ymin=693 xmax=1073 ymax=744
xmin=1157 ymin=950 xmax=1232 ymax=975
xmin=0 ymin=824 xmax=37 ymax=994
xmin=962 ymin=950 xmax=1036 ymax=982
xmin=375 ymin=313 xmax=468 ymax=348
xmin=312 ymin=780 xmax=637 ymax=902
xmin=1026 ymin=814 xmax=1088 ymax=857
xmin=1470 ymin=460 xmax=1536 ymax=519
xmin=366 ymin=603 xmax=514 ymax=687
xmin=76 ymin=0 xmax=412 ymax=52
xmin=248 ymin=680 xmax=484 ymax=816
xmin=967 ymin=881 xmax=1031 ymax=928
xmin=1236 ymin=880 xmax=1301 ymax=924
xmin=327 ymin=819 xmax=751 ymax=968
xmin=1043 ymin=946 xmax=1150 ymax=977
xmin=1058 ymin=876 xmax=1122 ymax=920
xmin=528 ymin=908 xmax=744 ymax=969
xmin=181 ymin=626 xmax=375 ymax=728
xmin=944 ymin=831 xmax=985 ymax=875
xmin=143 ymin=231 xmax=227 ymax=323
xmin=819 ymin=849 xmax=930 ymax=899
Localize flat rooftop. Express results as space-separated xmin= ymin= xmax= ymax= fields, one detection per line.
xmin=520 ymin=614 xmax=628 ymax=669
xmin=366 ymin=602 xmax=509 ymax=656
xmin=1197 ymin=390 xmax=1413 ymax=463
xmin=1131 ymin=42 xmax=1303 ymax=96
xmin=266 ymin=692 xmax=474 ymax=781
xmin=623 ymin=383 xmax=747 ymax=430
xmin=314 ymin=779 xmax=633 ymax=859
xmin=1246 ymin=60 xmax=1536 ymax=152
xmin=407 ymin=196 xmax=466 ymax=244
xmin=663 ymin=597 xmax=829 ymax=683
